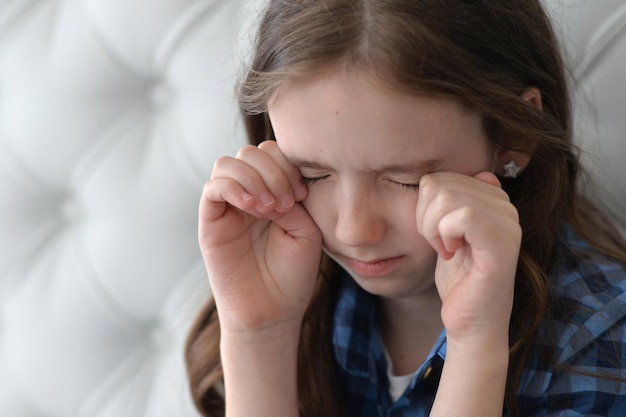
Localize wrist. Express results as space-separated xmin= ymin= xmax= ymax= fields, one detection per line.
xmin=220 ymin=320 xmax=302 ymax=381
xmin=445 ymin=326 xmax=510 ymax=372
xmin=220 ymin=324 xmax=302 ymax=417
xmin=220 ymin=318 xmax=302 ymax=347
xmin=444 ymin=304 xmax=512 ymax=353
xmin=446 ymin=325 xmax=509 ymax=352
xmin=445 ymin=338 xmax=509 ymax=373
xmin=430 ymin=336 xmax=509 ymax=417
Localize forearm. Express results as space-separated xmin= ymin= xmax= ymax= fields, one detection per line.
xmin=220 ymin=325 xmax=301 ymax=417
xmin=430 ymin=337 xmax=509 ymax=417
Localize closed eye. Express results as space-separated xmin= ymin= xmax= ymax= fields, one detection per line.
xmin=301 ymin=175 xmax=330 ymax=185
xmin=389 ymin=180 xmax=420 ymax=190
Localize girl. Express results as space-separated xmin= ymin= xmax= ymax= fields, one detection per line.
xmin=186 ymin=1 xmax=626 ymax=416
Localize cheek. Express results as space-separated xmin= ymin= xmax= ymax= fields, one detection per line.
xmin=302 ymin=191 xmax=345 ymax=253
xmin=396 ymin=201 xmax=422 ymax=238
xmin=301 ymin=188 xmax=333 ymax=231
xmin=386 ymin=194 xmax=434 ymax=249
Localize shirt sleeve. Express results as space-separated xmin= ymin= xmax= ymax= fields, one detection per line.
xmin=516 ymin=316 xmax=626 ymax=417
xmin=515 ymin=235 xmax=626 ymax=417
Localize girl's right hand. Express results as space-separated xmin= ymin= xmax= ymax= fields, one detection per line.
xmin=198 ymin=140 xmax=322 ymax=335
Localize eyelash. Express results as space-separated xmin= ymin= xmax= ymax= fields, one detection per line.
xmin=391 ymin=181 xmax=420 ymax=190
xmin=301 ymin=175 xmax=329 ymax=185
xmin=301 ymin=176 xmax=419 ymax=190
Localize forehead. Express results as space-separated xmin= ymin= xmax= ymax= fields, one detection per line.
xmin=269 ymin=66 xmax=482 ymax=163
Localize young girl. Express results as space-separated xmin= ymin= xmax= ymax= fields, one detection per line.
xmin=186 ymin=1 xmax=626 ymax=416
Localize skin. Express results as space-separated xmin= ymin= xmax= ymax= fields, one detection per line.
xmin=200 ymin=67 xmax=523 ymax=416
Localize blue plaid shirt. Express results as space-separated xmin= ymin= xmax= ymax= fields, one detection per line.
xmin=332 ymin=224 xmax=626 ymax=416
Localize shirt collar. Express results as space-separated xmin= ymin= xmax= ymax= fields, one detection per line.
xmin=332 ymin=274 xmax=448 ymax=381
xmin=332 ymin=275 xmax=382 ymax=380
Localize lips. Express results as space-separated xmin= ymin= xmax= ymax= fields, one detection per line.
xmin=343 ymin=255 xmax=404 ymax=278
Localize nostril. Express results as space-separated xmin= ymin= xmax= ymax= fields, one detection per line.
xmin=335 ymin=211 xmax=385 ymax=247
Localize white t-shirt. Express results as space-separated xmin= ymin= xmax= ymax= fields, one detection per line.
xmin=383 ymin=348 xmax=415 ymax=402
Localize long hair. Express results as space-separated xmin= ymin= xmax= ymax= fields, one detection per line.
xmin=185 ymin=1 xmax=626 ymax=416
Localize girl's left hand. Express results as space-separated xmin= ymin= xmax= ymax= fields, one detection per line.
xmin=416 ymin=171 xmax=521 ymax=346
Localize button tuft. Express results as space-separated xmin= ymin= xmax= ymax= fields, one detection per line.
xmin=148 ymin=81 xmax=173 ymax=109
xmin=59 ymin=195 xmax=80 ymax=225
xmin=145 ymin=323 xmax=173 ymax=352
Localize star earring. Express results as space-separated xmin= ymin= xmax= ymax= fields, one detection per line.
xmin=503 ymin=160 xmax=521 ymax=179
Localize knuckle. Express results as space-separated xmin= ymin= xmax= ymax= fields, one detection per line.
xmin=267 ymin=172 xmax=291 ymax=193
xmin=235 ymin=145 xmax=259 ymax=159
xmin=456 ymin=205 xmax=476 ymax=223
xmin=203 ymin=177 xmax=230 ymax=193
xmin=495 ymin=186 xmax=512 ymax=203
xmin=431 ymin=189 xmax=455 ymax=210
xmin=211 ymin=156 xmax=234 ymax=176
xmin=418 ymin=175 xmax=434 ymax=197
xmin=257 ymin=140 xmax=277 ymax=151
xmin=507 ymin=203 xmax=520 ymax=223
xmin=201 ymin=180 xmax=212 ymax=196
xmin=418 ymin=173 xmax=444 ymax=197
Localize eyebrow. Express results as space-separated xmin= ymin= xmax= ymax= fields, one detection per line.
xmin=285 ymin=156 xmax=443 ymax=175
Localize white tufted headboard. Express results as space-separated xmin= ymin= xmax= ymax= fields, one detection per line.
xmin=0 ymin=0 xmax=250 ymax=415
xmin=547 ymin=0 xmax=626 ymax=237
xmin=0 ymin=1 xmax=624 ymax=416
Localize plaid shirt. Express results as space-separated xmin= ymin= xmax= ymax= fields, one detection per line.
xmin=332 ymin=224 xmax=626 ymax=416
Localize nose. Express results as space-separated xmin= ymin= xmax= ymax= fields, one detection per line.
xmin=334 ymin=189 xmax=386 ymax=247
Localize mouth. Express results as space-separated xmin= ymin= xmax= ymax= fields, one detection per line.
xmin=342 ymin=255 xmax=404 ymax=278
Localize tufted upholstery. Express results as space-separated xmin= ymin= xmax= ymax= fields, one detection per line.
xmin=548 ymin=0 xmax=626 ymax=236
xmin=0 ymin=1 xmax=624 ymax=416
xmin=0 ymin=0 xmax=253 ymax=415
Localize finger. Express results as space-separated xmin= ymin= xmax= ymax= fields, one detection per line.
xmin=438 ymin=205 xmax=521 ymax=271
xmin=258 ymin=141 xmax=309 ymax=202
xmin=236 ymin=145 xmax=297 ymax=213
xmin=423 ymin=202 xmax=506 ymax=262
xmin=417 ymin=187 xmax=458 ymax=259
xmin=416 ymin=172 xmax=508 ymax=235
xmin=416 ymin=173 xmax=443 ymax=236
xmin=473 ymin=171 xmax=502 ymax=188
xmin=199 ymin=178 xmax=282 ymax=228
xmin=438 ymin=206 xmax=477 ymax=257
xmin=424 ymin=172 xmax=504 ymax=198
xmin=212 ymin=155 xmax=279 ymax=214
xmin=417 ymin=178 xmax=514 ymax=259
xmin=200 ymin=178 xmax=257 ymax=222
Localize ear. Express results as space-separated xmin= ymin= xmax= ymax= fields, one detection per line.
xmin=495 ymin=87 xmax=542 ymax=178
xmin=520 ymin=87 xmax=542 ymax=111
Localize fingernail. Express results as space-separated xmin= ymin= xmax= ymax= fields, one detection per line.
xmin=259 ymin=192 xmax=275 ymax=207
xmin=241 ymin=192 xmax=254 ymax=203
xmin=280 ymin=192 xmax=294 ymax=208
xmin=293 ymin=183 xmax=308 ymax=200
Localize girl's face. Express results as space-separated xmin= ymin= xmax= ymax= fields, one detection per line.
xmin=268 ymin=68 xmax=497 ymax=300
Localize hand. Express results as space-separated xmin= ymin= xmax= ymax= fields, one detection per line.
xmin=199 ymin=141 xmax=322 ymax=334
xmin=416 ymin=172 xmax=520 ymax=346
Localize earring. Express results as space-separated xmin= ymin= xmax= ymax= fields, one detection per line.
xmin=503 ymin=160 xmax=521 ymax=179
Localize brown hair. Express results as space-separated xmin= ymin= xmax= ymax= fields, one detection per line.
xmin=186 ymin=1 xmax=626 ymax=416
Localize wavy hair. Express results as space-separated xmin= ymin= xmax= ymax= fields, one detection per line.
xmin=186 ymin=1 xmax=626 ymax=416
